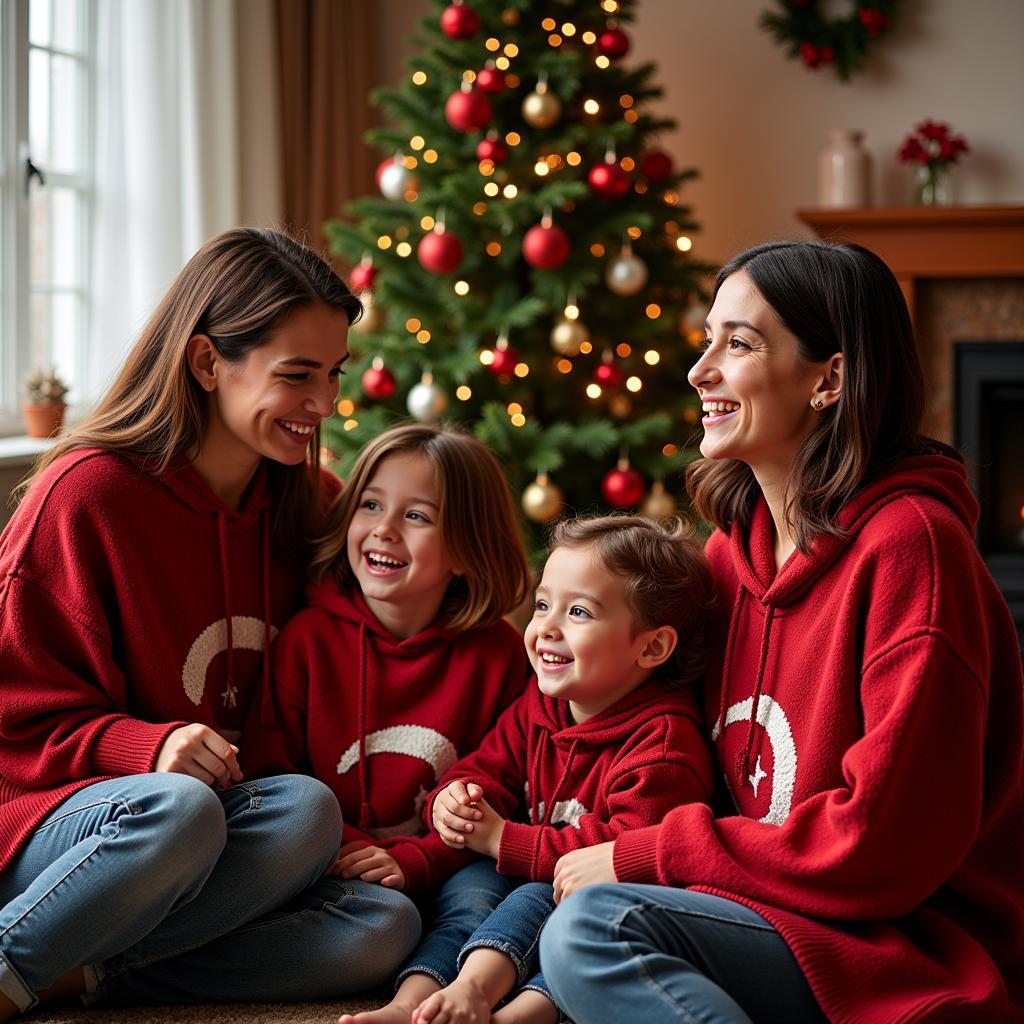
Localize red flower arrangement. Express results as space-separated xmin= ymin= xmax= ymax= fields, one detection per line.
xmin=898 ymin=120 xmax=970 ymax=205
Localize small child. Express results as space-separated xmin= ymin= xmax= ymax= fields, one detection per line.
xmin=250 ymin=422 xmax=532 ymax=894
xmin=411 ymin=514 xmax=716 ymax=1024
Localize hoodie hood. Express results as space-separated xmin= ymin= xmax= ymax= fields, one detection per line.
xmin=721 ymin=454 xmax=975 ymax=788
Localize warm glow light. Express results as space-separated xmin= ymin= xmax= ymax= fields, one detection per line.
xmin=664 ymin=220 xmax=679 ymax=235
xmin=619 ymin=95 xmax=634 ymax=108
xmin=676 ymin=235 xmax=693 ymax=252
xmin=416 ymin=330 xmax=431 ymax=344
xmin=664 ymin=190 xmax=680 ymax=205
xmin=586 ymin=383 xmax=602 ymax=399
xmin=343 ymin=419 xmax=359 ymax=431
xmin=495 ymin=56 xmax=510 ymax=70
xmin=621 ymin=157 xmax=636 ymax=171
xmin=535 ymin=160 xmax=550 ymax=176
xmin=579 ymin=340 xmax=593 ymax=355
xmin=616 ymin=342 xmax=632 ymax=358
xmin=624 ymin=109 xmax=639 ymax=123
xmin=562 ymin=22 xmax=576 ymax=36
xmin=504 ymin=43 xmax=519 ymax=56
xmin=420 ymin=215 xmax=435 ymax=230
xmin=645 ymin=350 xmax=661 ymax=365
xmin=377 ymin=235 xmax=392 ymax=250
xmin=337 ymin=399 xmax=355 ymax=416
xmin=505 ymin=131 xmax=521 ymax=146
xmin=454 ymin=280 xmax=470 ymax=295
xmin=590 ymin=243 xmax=605 ymax=257
xmin=565 ymin=303 xmax=579 ymax=320
xmin=486 ymin=241 xmax=502 ymax=256
xmin=511 ymin=413 xmax=526 ymax=427
xmin=423 ymin=150 xmax=438 ymax=163
xmin=645 ymin=303 xmax=661 ymax=319
xmin=627 ymin=376 xmax=642 ymax=392
xmin=581 ymin=30 xmax=596 ymax=44
xmin=406 ymin=318 xmax=421 ymax=333
xmin=602 ymin=0 xmax=619 ymax=11
xmin=473 ymin=202 xmax=487 ymax=215
xmin=503 ymin=184 xmax=518 ymax=198
xmin=463 ymin=70 xmax=476 ymax=83
xmin=410 ymin=135 xmax=425 ymax=150
xmin=506 ymin=73 xmax=520 ymax=88
xmin=548 ymin=34 xmax=562 ymax=46
xmin=486 ymin=37 xmax=500 ymax=51
xmin=412 ymin=71 xmax=427 ymax=85
xmin=584 ymin=99 xmax=600 ymax=114
xmin=479 ymin=160 xmax=495 ymax=176
xmin=556 ymin=359 xmax=573 ymax=374
xmin=634 ymin=181 xmax=648 ymax=194
xmin=456 ymin=385 xmax=472 ymax=401
xmin=566 ymin=151 xmax=582 ymax=166
xmin=514 ymin=363 xmax=529 ymax=377
xmin=479 ymin=350 xmax=495 ymax=365
xmin=627 ymin=226 xmax=642 ymax=240
xmin=663 ymin=443 xmax=678 ymax=457
xmin=541 ymin=18 xmax=556 ymax=30
xmin=395 ymin=242 xmax=412 ymax=257
xmin=595 ymin=55 xmax=611 ymax=69
xmin=507 ymin=402 xmax=522 ymax=415
xmin=484 ymin=182 xmax=500 ymax=196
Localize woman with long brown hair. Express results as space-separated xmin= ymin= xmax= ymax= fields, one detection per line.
xmin=0 ymin=229 xmax=420 ymax=1017
xmin=539 ymin=241 xmax=1023 ymax=1023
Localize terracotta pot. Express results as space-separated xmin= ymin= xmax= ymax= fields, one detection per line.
xmin=22 ymin=402 xmax=66 ymax=439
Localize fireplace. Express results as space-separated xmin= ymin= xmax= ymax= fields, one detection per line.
xmin=954 ymin=341 xmax=1024 ymax=640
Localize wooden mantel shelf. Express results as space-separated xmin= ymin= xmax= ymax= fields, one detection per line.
xmin=796 ymin=205 xmax=1024 ymax=319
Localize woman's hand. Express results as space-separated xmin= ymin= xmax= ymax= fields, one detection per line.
xmin=331 ymin=842 xmax=406 ymax=889
xmin=553 ymin=842 xmax=617 ymax=903
xmin=155 ymin=724 xmax=243 ymax=788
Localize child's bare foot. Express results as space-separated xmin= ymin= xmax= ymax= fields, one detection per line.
xmin=491 ymin=989 xmax=560 ymax=1024
xmin=339 ymin=996 xmax=419 ymax=1024
xmin=412 ymin=978 xmax=491 ymax=1024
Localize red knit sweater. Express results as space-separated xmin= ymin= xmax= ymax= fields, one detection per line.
xmin=248 ymin=583 xmax=529 ymax=893
xmin=0 ymin=449 xmax=320 ymax=875
xmin=613 ymin=457 xmax=1024 ymax=1023
xmin=431 ymin=679 xmax=713 ymax=881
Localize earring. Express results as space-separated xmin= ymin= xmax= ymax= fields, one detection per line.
xmin=812 ymin=398 xmax=824 ymax=410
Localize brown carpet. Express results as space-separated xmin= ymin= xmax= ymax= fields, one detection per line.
xmin=26 ymin=993 xmax=386 ymax=1024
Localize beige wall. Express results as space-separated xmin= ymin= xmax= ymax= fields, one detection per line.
xmin=376 ymin=0 xmax=1024 ymax=264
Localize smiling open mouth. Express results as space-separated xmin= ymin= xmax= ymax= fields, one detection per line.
xmin=365 ymin=552 xmax=409 ymax=572
xmin=276 ymin=419 xmax=316 ymax=440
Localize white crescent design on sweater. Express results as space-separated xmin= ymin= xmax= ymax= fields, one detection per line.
xmin=712 ymin=694 xmax=797 ymax=826
xmin=524 ymin=782 xmax=590 ymax=829
xmin=181 ymin=616 xmax=279 ymax=706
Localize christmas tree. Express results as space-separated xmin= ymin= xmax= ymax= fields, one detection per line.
xmin=324 ymin=0 xmax=711 ymax=556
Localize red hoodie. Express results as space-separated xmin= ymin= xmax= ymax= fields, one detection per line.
xmin=613 ymin=456 xmax=1024 ymax=1023
xmin=0 ymin=449 xmax=322 ymax=875
xmin=431 ymin=679 xmax=713 ymax=881
xmin=250 ymin=582 xmax=530 ymax=893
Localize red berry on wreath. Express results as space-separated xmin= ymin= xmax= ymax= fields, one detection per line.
xmin=522 ymin=221 xmax=570 ymax=270
xmin=602 ymin=463 xmax=645 ymax=508
xmin=588 ymin=161 xmax=630 ymax=200
xmin=594 ymin=362 xmax=623 ymax=388
xmin=476 ymin=66 xmax=506 ymax=94
xmin=597 ymin=26 xmax=630 ymax=59
xmin=445 ymin=86 xmax=492 ymax=134
xmin=641 ymin=150 xmax=674 ymax=183
xmin=418 ymin=229 xmax=463 ymax=274
xmin=440 ymin=2 xmax=480 ymax=39
xmin=362 ymin=362 xmax=396 ymax=401
xmin=348 ymin=262 xmax=376 ymax=293
xmin=476 ymin=134 xmax=508 ymax=163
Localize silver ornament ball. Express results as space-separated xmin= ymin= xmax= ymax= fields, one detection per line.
xmin=380 ymin=161 xmax=416 ymax=201
xmin=406 ymin=378 xmax=449 ymax=421
xmin=605 ymin=252 xmax=649 ymax=297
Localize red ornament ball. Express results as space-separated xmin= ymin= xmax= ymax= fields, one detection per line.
xmin=522 ymin=223 xmax=570 ymax=270
xmin=375 ymin=158 xmax=392 ymax=189
xmin=487 ymin=346 xmax=521 ymax=377
xmin=476 ymin=136 xmax=508 ymax=163
xmin=440 ymin=3 xmax=480 ymax=39
xmin=476 ymin=66 xmax=506 ymax=94
xmin=597 ymin=27 xmax=631 ymax=59
xmin=418 ymin=230 xmax=463 ymax=274
xmin=362 ymin=365 xmax=396 ymax=401
xmin=588 ymin=161 xmax=630 ymax=200
xmin=348 ymin=264 xmax=376 ymax=293
xmin=602 ymin=465 xmax=646 ymax=508
xmin=445 ymin=87 xmax=492 ymax=133
xmin=594 ymin=362 xmax=623 ymax=388
xmin=641 ymin=150 xmax=674 ymax=182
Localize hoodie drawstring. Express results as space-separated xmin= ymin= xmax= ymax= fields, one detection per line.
xmin=259 ymin=512 xmax=275 ymax=725
xmin=217 ymin=511 xmax=236 ymax=707
xmin=716 ymin=588 xmax=746 ymax=746
xmin=738 ymin=604 xmax=775 ymax=787
xmin=357 ymin=622 xmax=373 ymax=830
xmin=542 ymin=738 xmax=579 ymax=828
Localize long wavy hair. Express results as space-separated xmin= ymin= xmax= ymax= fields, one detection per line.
xmin=311 ymin=422 xmax=531 ymax=632
xmin=686 ymin=240 xmax=958 ymax=550
xmin=24 ymin=228 xmax=362 ymax=563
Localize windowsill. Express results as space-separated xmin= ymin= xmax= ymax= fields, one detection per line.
xmin=0 ymin=435 xmax=57 ymax=467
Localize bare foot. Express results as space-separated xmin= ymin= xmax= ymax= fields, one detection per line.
xmin=491 ymin=989 xmax=560 ymax=1024
xmin=339 ymin=998 xmax=418 ymax=1024
xmin=412 ymin=978 xmax=491 ymax=1024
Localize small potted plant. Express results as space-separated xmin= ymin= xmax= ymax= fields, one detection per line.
xmin=897 ymin=119 xmax=970 ymax=206
xmin=22 ymin=366 xmax=69 ymax=438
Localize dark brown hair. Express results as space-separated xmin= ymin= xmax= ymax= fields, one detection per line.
xmin=686 ymin=240 xmax=958 ymax=550
xmin=24 ymin=229 xmax=361 ymax=563
xmin=549 ymin=514 xmax=715 ymax=688
xmin=311 ymin=422 xmax=531 ymax=632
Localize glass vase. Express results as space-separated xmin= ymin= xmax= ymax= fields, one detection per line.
xmin=913 ymin=163 xmax=954 ymax=206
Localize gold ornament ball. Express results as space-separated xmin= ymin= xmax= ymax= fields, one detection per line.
xmin=522 ymin=89 xmax=561 ymax=129
xmin=609 ymin=394 xmax=633 ymax=419
xmin=641 ymin=481 xmax=677 ymax=520
xmin=351 ymin=291 xmax=383 ymax=334
xmin=550 ymin=318 xmax=589 ymax=357
xmin=522 ymin=474 xmax=564 ymax=522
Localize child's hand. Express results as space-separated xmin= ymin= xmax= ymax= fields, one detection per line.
xmin=329 ymin=841 xmax=406 ymax=890
xmin=459 ymin=796 xmax=505 ymax=858
xmin=432 ymin=781 xmax=484 ymax=849
xmin=155 ymin=724 xmax=243 ymax=788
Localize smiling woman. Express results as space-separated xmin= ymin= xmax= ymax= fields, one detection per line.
xmin=0 ymin=229 xmax=424 ymax=1017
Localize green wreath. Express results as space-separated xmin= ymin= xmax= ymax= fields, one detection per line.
xmin=760 ymin=0 xmax=901 ymax=81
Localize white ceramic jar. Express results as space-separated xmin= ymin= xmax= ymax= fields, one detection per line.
xmin=818 ymin=130 xmax=872 ymax=207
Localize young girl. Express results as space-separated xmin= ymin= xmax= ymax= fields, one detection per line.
xmin=359 ymin=515 xmax=716 ymax=1024
xmin=0 ymin=229 xmax=419 ymax=1017
xmin=253 ymin=422 xmax=532 ymax=895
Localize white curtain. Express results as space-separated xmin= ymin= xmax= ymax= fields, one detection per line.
xmin=84 ymin=0 xmax=242 ymax=403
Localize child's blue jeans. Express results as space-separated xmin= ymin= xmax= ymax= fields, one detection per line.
xmin=0 ymin=773 xmax=422 ymax=1011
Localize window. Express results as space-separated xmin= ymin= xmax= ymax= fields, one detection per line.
xmin=0 ymin=0 xmax=94 ymax=431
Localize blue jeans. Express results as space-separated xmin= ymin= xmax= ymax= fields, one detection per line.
xmin=0 ymin=773 xmax=421 ymax=1011
xmin=459 ymin=881 xmax=556 ymax=1002
xmin=398 ymin=860 xmax=516 ymax=989
xmin=540 ymin=885 xmax=826 ymax=1024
